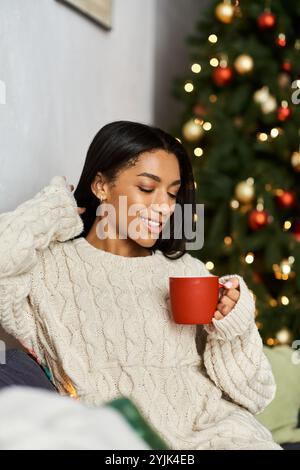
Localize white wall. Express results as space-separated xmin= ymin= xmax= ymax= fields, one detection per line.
xmin=0 ymin=0 xmax=156 ymax=211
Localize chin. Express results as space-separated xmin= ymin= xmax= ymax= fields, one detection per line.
xmin=132 ymin=235 xmax=159 ymax=248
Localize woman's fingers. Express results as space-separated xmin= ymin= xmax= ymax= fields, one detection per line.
xmin=214 ymin=310 xmax=224 ymax=320
xmin=63 ymin=179 xmax=86 ymax=214
xmin=225 ymin=288 xmax=240 ymax=302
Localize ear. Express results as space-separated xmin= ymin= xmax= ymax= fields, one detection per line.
xmin=91 ymin=172 xmax=107 ymax=200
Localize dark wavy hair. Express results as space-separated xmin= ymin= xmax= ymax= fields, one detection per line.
xmin=73 ymin=120 xmax=196 ymax=260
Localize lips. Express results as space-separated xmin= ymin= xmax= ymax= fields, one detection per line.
xmin=139 ymin=215 xmax=163 ymax=234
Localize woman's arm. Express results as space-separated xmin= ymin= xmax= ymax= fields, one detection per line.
xmin=0 ymin=175 xmax=84 ymax=353
xmin=202 ymin=274 xmax=276 ymax=415
xmin=0 ymin=175 xmax=83 ymax=279
xmin=184 ymin=254 xmax=276 ymax=415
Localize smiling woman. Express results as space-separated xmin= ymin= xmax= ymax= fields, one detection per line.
xmin=0 ymin=120 xmax=281 ymax=450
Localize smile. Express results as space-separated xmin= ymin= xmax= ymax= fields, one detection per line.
xmin=139 ymin=216 xmax=162 ymax=233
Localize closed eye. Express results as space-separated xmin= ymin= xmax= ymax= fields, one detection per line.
xmin=138 ymin=187 xmax=177 ymax=199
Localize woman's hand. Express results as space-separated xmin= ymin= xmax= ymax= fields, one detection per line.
xmin=63 ymin=176 xmax=86 ymax=215
xmin=214 ymin=277 xmax=240 ymax=320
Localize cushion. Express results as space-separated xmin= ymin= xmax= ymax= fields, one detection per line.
xmin=256 ymin=345 xmax=300 ymax=444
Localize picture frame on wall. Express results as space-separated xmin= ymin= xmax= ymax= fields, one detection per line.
xmin=56 ymin=0 xmax=113 ymax=30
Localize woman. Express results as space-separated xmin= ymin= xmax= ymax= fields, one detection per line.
xmin=0 ymin=121 xmax=281 ymax=450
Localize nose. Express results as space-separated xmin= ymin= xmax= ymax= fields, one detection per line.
xmin=150 ymin=192 xmax=175 ymax=220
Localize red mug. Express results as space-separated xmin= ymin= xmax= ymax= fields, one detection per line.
xmin=169 ymin=276 xmax=225 ymax=325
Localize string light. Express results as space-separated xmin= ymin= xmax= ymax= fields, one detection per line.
xmin=203 ymin=122 xmax=212 ymax=131
xmin=230 ymin=199 xmax=240 ymax=209
xmin=194 ymin=147 xmax=203 ymax=157
xmin=245 ymin=252 xmax=254 ymax=264
xmin=191 ymin=63 xmax=201 ymax=73
xmin=257 ymin=132 xmax=268 ymax=142
xmin=281 ymin=296 xmax=289 ymax=305
xmin=206 ymin=261 xmax=214 ymax=270
xmin=184 ymin=82 xmax=194 ymax=93
xmin=273 ymin=258 xmax=295 ymax=280
xmin=283 ymin=220 xmax=292 ymax=230
xmin=256 ymin=197 xmax=264 ymax=211
xmin=224 ymin=236 xmax=232 ymax=246
xmin=266 ymin=338 xmax=275 ymax=346
xmin=210 ymin=58 xmax=219 ymax=67
xmin=270 ymin=128 xmax=280 ymax=138
xmin=209 ymin=94 xmax=218 ymax=103
xmin=269 ymin=298 xmax=278 ymax=307
xmin=208 ymin=34 xmax=218 ymax=43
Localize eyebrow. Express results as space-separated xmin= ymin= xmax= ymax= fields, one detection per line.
xmin=137 ymin=172 xmax=181 ymax=187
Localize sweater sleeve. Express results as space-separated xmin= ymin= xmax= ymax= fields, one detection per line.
xmin=204 ymin=273 xmax=276 ymax=415
xmin=185 ymin=255 xmax=277 ymax=415
xmin=0 ymin=175 xmax=84 ymax=355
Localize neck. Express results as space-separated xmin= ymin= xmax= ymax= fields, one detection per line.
xmin=85 ymin=218 xmax=153 ymax=258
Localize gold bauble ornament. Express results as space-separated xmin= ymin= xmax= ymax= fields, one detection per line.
xmin=215 ymin=2 xmax=235 ymax=24
xmin=234 ymin=54 xmax=254 ymax=74
xmin=235 ymin=180 xmax=255 ymax=204
xmin=291 ymin=151 xmax=300 ymax=172
xmin=182 ymin=119 xmax=204 ymax=142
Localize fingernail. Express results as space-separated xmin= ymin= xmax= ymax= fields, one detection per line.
xmin=224 ymin=281 xmax=233 ymax=288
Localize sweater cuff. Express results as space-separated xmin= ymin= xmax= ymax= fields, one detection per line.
xmin=36 ymin=175 xmax=84 ymax=242
xmin=203 ymin=274 xmax=256 ymax=342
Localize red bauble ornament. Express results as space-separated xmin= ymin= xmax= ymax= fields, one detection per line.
xmin=257 ymin=11 xmax=276 ymax=30
xmin=277 ymin=105 xmax=292 ymax=121
xmin=292 ymin=220 xmax=300 ymax=242
xmin=212 ymin=66 xmax=233 ymax=87
xmin=248 ymin=210 xmax=269 ymax=230
xmin=276 ymin=190 xmax=296 ymax=209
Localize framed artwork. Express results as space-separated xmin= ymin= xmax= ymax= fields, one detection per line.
xmin=56 ymin=0 xmax=113 ymax=30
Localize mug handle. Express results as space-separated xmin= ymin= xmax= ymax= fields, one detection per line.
xmin=218 ymin=282 xmax=226 ymax=300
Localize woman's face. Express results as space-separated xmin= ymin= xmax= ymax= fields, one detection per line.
xmin=92 ymin=149 xmax=181 ymax=251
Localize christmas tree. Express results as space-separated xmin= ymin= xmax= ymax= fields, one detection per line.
xmin=171 ymin=0 xmax=300 ymax=346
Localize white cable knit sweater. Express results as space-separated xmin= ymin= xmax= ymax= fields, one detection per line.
xmin=0 ymin=176 xmax=282 ymax=450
